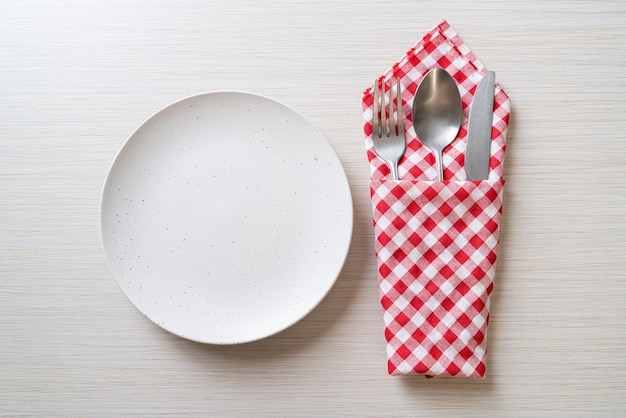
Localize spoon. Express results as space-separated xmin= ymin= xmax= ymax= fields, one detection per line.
xmin=412 ymin=68 xmax=463 ymax=181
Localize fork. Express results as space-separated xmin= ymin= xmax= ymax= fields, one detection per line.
xmin=372 ymin=78 xmax=406 ymax=180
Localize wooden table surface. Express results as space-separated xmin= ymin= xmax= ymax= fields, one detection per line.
xmin=2 ymin=1 xmax=625 ymax=416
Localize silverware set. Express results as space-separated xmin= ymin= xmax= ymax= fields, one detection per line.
xmin=372 ymin=69 xmax=496 ymax=181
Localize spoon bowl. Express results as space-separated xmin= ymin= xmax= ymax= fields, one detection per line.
xmin=412 ymin=68 xmax=463 ymax=180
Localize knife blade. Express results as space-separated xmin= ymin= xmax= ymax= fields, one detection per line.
xmin=465 ymin=71 xmax=496 ymax=180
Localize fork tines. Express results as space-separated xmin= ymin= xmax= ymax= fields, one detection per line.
xmin=373 ymin=78 xmax=402 ymax=139
xmin=371 ymin=78 xmax=406 ymax=180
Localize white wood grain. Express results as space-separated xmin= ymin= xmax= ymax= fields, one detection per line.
xmin=2 ymin=0 xmax=626 ymax=415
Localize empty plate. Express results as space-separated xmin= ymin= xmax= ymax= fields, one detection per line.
xmin=100 ymin=91 xmax=353 ymax=344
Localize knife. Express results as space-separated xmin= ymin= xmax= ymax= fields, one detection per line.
xmin=465 ymin=71 xmax=496 ymax=180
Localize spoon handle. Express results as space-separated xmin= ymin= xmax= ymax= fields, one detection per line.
xmin=435 ymin=150 xmax=444 ymax=181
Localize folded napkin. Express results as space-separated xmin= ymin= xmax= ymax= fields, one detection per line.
xmin=362 ymin=20 xmax=510 ymax=378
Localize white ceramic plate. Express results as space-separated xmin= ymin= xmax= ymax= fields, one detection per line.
xmin=100 ymin=91 xmax=353 ymax=344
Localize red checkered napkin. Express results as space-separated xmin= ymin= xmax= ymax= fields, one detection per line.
xmin=362 ymin=20 xmax=510 ymax=378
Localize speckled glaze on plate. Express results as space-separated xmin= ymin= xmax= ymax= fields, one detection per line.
xmin=100 ymin=91 xmax=353 ymax=344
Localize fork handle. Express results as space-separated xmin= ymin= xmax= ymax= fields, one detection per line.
xmin=388 ymin=161 xmax=400 ymax=181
